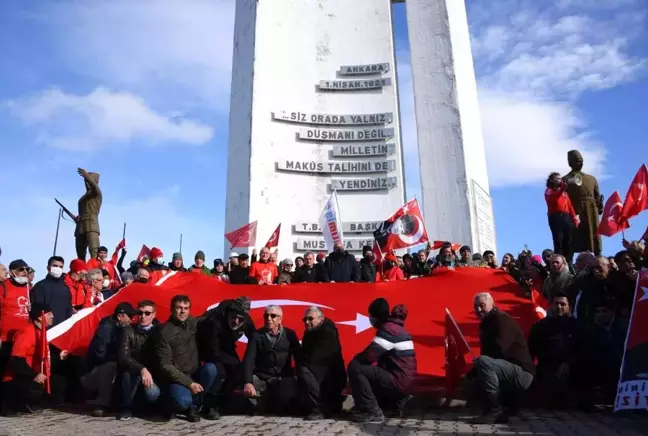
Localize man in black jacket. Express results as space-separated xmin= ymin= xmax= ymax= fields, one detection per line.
xmin=116 ymin=300 xmax=160 ymax=420
xmin=155 ymin=295 xmax=219 ymax=422
xmin=325 ymin=243 xmax=359 ymax=283
xmin=298 ymin=306 xmax=346 ymax=420
xmin=30 ymin=256 xmax=73 ymax=327
xmin=229 ymin=254 xmax=254 ymax=285
xmin=528 ymin=293 xmax=585 ymax=407
xmin=358 ymin=246 xmax=377 ymax=283
xmin=83 ymin=302 xmax=136 ymax=417
xmin=294 ymin=252 xmax=328 ymax=283
xmin=198 ymin=297 xmax=255 ymax=418
xmin=242 ymin=304 xmax=301 ymax=414
xmin=469 ymin=292 xmax=535 ymax=424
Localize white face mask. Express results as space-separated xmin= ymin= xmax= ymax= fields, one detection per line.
xmin=102 ymin=279 xmax=110 ymax=288
xmin=155 ymin=257 xmax=164 ymax=265
xmin=13 ymin=276 xmax=28 ymax=285
xmin=49 ymin=267 xmax=63 ymax=279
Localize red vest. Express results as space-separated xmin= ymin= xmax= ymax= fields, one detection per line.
xmin=0 ymin=279 xmax=31 ymax=342
xmin=2 ymin=322 xmax=43 ymax=381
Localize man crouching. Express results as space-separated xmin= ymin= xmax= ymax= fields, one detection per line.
xmin=298 ymin=306 xmax=346 ymax=420
xmin=468 ymin=292 xmax=535 ymax=424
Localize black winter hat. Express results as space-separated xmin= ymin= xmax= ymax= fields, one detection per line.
xmin=29 ymin=302 xmax=52 ymax=321
xmin=368 ymin=298 xmax=390 ymax=322
xmin=228 ymin=296 xmax=251 ymax=316
xmin=362 ymin=245 xmax=373 ymax=255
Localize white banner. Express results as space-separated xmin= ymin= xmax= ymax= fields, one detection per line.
xmin=318 ymin=191 xmax=344 ymax=252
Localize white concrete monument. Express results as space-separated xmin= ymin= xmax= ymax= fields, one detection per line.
xmin=405 ymin=0 xmax=496 ymax=254
xmin=225 ymin=0 xmax=495 ymax=258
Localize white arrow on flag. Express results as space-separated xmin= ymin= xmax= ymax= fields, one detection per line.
xmin=336 ymin=313 xmax=372 ymax=334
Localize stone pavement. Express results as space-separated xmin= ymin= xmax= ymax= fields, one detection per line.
xmin=0 ymin=409 xmax=647 ymax=436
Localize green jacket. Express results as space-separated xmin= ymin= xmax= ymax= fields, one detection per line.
xmin=189 ymin=265 xmax=213 ymax=277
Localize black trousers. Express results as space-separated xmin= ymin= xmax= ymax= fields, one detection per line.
xmin=297 ymin=365 xmax=344 ymax=413
xmin=347 ymin=360 xmax=401 ymax=412
xmin=548 ymin=213 xmax=574 ymax=263
xmin=3 ymin=374 xmax=66 ymax=411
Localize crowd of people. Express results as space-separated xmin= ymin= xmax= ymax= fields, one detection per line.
xmin=0 ymin=225 xmax=646 ymax=424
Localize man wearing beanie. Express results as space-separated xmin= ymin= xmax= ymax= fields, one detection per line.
xmin=189 ymin=250 xmax=213 ymax=277
xmin=347 ymin=298 xmax=417 ymax=423
xmin=211 ymin=259 xmax=230 ymax=283
xmin=169 ymin=253 xmax=186 ymax=272
xmin=457 ymin=246 xmax=472 ymax=267
xmin=65 ymin=259 xmax=89 ymax=311
xmin=358 ymin=245 xmax=377 ymax=283
xmin=2 ymin=303 xmax=67 ymax=414
xmin=197 ymin=297 xmax=255 ymax=417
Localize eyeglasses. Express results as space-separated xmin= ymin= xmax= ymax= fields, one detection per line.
xmin=264 ymin=313 xmax=280 ymax=319
xmin=302 ymin=316 xmax=317 ymax=322
xmin=138 ymin=310 xmax=154 ymax=316
xmin=17 ymin=267 xmax=29 ymax=272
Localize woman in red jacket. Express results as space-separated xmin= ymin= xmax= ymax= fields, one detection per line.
xmin=545 ymin=172 xmax=580 ymax=264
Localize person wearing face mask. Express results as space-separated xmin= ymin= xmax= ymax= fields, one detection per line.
xmin=324 ymin=243 xmax=360 ymax=283
xmin=100 ymin=269 xmax=115 ymax=300
xmin=29 ymin=256 xmax=73 ymax=328
xmin=0 ymin=259 xmax=32 ymax=384
xmin=197 ymin=297 xmax=255 ymax=418
xmin=87 ymin=245 xmax=121 ymax=292
xmin=148 ymin=247 xmax=169 ymax=284
xmin=136 ymin=268 xmax=151 ymax=284
xmin=358 ymin=246 xmax=378 ymax=283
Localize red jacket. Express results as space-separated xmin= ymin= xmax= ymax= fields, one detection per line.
xmin=545 ymin=185 xmax=577 ymax=219
xmin=385 ymin=267 xmax=405 ymax=281
xmin=249 ymin=261 xmax=278 ymax=284
xmin=0 ymin=279 xmax=31 ymax=342
xmin=64 ymin=274 xmax=91 ymax=308
xmin=2 ymin=322 xmax=43 ymax=382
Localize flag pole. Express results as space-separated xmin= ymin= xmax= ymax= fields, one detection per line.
xmin=179 ymin=233 xmax=183 ymax=254
xmin=53 ymin=208 xmax=62 ymax=256
xmin=122 ymin=222 xmax=127 ymax=240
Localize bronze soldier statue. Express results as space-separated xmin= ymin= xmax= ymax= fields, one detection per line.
xmin=75 ymin=168 xmax=102 ymax=261
xmin=563 ymin=150 xmax=603 ymax=258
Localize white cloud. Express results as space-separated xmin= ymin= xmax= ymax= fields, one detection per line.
xmin=5 ymin=88 xmax=214 ymax=150
xmin=478 ymin=90 xmax=606 ymax=185
xmin=35 ymin=0 xmax=235 ymax=111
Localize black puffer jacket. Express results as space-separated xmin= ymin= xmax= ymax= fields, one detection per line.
xmin=242 ymin=327 xmax=301 ymax=383
xmin=358 ymin=259 xmax=377 ymax=283
xmin=155 ymin=316 xmax=199 ymax=388
xmin=118 ymin=321 xmax=159 ymax=373
xmin=300 ymin=318 xmax=346 ymax=387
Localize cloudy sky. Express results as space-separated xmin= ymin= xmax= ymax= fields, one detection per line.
xmin=1 ymin=0 xmax=646 ymax=272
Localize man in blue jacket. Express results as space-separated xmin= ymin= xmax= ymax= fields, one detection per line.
xmin=30 ymin=256 xmax=73 ymax=327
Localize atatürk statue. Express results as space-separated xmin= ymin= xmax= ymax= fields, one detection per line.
xmin=75 ymin=168 xmax=102 ymax=261
xmin=563 ymin=150 xmax=603 ymax=258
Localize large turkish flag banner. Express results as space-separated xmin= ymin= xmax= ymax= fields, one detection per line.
xmin=49 ymin=268 xmax=535 ymax=379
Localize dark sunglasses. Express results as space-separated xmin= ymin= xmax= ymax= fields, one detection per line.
xmin=264 ymin=313 xmax=279 ymax=319
xmin=302 ymin=316 xmax=315 ymax=322
xmin=138 ymin=310 xmax=154 ymax=316
xmin=17 ymin=267 xmax=29 ymax=272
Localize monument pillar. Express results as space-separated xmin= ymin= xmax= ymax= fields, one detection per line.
xmin=405 ymin=0 xmax=496 ymax=254
xmin=225 ymin=0 xmax=407 ymax=259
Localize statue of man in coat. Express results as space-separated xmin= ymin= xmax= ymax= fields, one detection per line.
xmin=563 ymin=150 xmax=603 ymax=259
xmin=75 ymin=168 xmax=103 ymax=261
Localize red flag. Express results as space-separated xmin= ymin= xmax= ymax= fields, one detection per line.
xmin=40 ymin=312 xmax=51 ymax=395
xmin=373 ymin=199 xmax=429 ymax=252
xmin=136 ymin=244 xmax=151 ymax=263
xmin=530 ymin=289 xmax=549 ymax=320
xmin=430 ymin=241 xmax=462 ymax=252
xmin=598 ymin=191 xmax=630 ymax=237
xmin=225 ymin=221 xmax=258 ymax=248
xmin=116 ymin=238 xmax=126 ymax=250
xmin=614 ymin=268 xmax=648 ymax=411
xmin=620 ymin=164 xmax=648 ymax=223
xmin=372 ymin=240 xmax=383 ymax=266
xmin=49 ymin=268 xmax=536 ymax=392
xmin=444 ymin=308 xmax=472 ymax=396
xmin=264 ymin=224 xmax=281 ymax=248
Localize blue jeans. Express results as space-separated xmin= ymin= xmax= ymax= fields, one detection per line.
xmin=120 ymin=370 xmax=161 ymax=411
xmin=167 ymin=363 xmax=219 ymax=412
